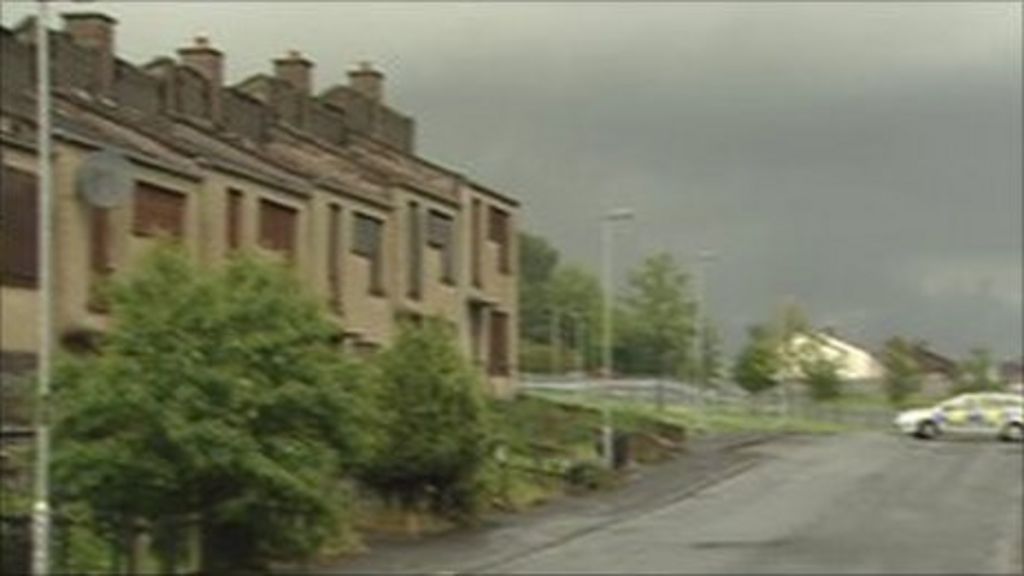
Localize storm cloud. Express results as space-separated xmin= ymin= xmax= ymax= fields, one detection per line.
xmin=4 ymin=2 xmax=1020 ymax=358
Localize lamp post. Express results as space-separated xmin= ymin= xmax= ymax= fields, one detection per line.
xmin=694 ymin=249 xmax=716 ymax=407
xmin=572 ymin=312 xmax=587 ymax=376
xmin=549 ymin=307 xmax=560 ymax=374
xmin=600 ymin=208 xmax=634 ymax=468
xmin=33 ymin=1 xmax=54 ymax=574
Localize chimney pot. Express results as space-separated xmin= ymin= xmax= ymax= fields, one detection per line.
xmin=273 ymin=50 xmax=313 ymax=96
xmin=178 ymin=35 xmax=224 ymax=122
xmin=348 ymin=61 xmax=384 ymax=103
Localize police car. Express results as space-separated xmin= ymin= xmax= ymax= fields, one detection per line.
xmin=894 ymin=392 xmax=1024 ymax=441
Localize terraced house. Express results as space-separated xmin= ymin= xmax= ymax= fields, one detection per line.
xmin=0 ymin=13 xmax=520 ymax=397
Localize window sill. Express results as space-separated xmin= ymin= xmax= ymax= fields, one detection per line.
xmin=0 ymin=278 xmax=39 ymax=290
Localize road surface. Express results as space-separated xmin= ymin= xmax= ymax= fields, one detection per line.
xmin=321 ymin=432 xmax=1022 ymax=575
xmin=486 ymin=433 xmax=1023 ymax=574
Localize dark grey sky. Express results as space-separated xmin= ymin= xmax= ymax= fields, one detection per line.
xmin=5 ymin=2 xmax=1021 ymax=359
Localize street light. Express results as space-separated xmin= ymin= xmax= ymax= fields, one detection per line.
xmin=549 ymin=307 xmax=560 ymax=375
xmin=600 ymin=208 xmax=634 ymax=468
xmin=33 ymin=2 xmax=55 ymax=574
xmin=571 ymin=311 xmax=587 ymax=376
xmin=694 ymin=249 xmax=717 ymax=396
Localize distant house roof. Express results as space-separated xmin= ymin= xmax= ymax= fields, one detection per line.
xmin=779 ymin=330 xmax=885 ymax=381
xmin=908 ymin=345 xmax=958 ymax=377
xmin=1000 ymin=361 xmax=1023 ymax=383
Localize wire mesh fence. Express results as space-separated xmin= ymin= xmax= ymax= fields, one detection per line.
xmin=522 ymin=376 xmax=897 ymax=429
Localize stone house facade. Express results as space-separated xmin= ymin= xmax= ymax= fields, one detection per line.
xmin=0 ymin=12 xmax=519 ymax=398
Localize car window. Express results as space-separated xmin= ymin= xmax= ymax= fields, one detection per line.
xmin=987 ymin=396 xmax=1023 ymax=408
xmin=939 ymin=397 xmax=970 ymax=410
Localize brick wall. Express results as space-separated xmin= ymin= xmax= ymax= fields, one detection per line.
xmin=223 ymin=88 xmax=268 ymax=143
xmin=173 ymin=66 xmax=211 ymax=120
xmin=0 ymin=30 xmax=33 ymax=101
xmin=308 ymin=100 xmax=346 ymax=146
xmin=53 ymin=33 xmax=98 ymax=94
xmin=377 ymin=107 xmax=414 ymax=152
xmin=114 ymin=60 xmax=162 ymax=117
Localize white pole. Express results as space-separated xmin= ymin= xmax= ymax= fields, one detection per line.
xmin=575 ymin=313 xmax=585 ymax=375
xmin=33 ymin=1 xmax=54 ymax=574
xmin=600 ymin=220 xmax=614 ymax=468
xmin=695 ymin=254 xmax=704 ymax=407
xmin=598 ymin=209 xmax=633 ymax=468
xmin=694 ymin=250 xmax=714 ymax=408
xmin=550 ymin=308 xmax=561 ymax=375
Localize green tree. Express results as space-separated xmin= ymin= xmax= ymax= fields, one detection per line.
xmin=53 ymin=245 xmax=372 ymax=572
xmin=549 ymin=265 xmax=604 ymax=372
xmin=518 ymin=232 xmax=560 ymax=344
xmin=774 ymin=301 xmax=810 ymax=380
xmin=615 ymin=253 xmax=696 ymax=379
xmin=733 ymin=324 xmax=781 ymax=395
xmin=795 ymin=333 xmax=843 ymax=401
xmin=954 ymin=347 xmax=1002 ymax=393
xmin=880 ymin=337 xmax=923 ymax=407
xmin=697 ymin=318 xmax=724 ymax=387
xmin=361 ymin=319 xmax=492 ymax=521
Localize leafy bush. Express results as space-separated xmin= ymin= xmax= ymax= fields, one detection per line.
xmin=880 ymin=337 xmax=923 ymax=407
xmin=733 ymin=324 xmax=781 ymax=394
xmin=953 ymin=348 xmax=1003 ymax=394
xmin=53 ymin=245 xmax=373 ymax=572
xmin=564 ymin=460 xmax=611 ymax=491
xmin=361 ymin=319 xmax=492 ymax=521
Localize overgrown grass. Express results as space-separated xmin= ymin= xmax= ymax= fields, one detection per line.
xmin=481 ymin=393 xmax=688 ymax=512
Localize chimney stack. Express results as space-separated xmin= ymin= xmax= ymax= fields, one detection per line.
xmin=348 ymin=61 xmax=384 ymax=103
xmin=62 ymin=12 xmax=117 ymax=97
xmin=178 ymin=35 xmax=224 ymax=122
xmin=273 ymin=49 xmax=313 ymax=95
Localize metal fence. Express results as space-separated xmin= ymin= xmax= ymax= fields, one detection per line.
xmin=522 ymin=376 xmax=896 ymax=429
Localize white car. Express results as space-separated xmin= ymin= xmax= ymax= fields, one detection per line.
xmin=894 ymin=392 xmax=1023 ymax=441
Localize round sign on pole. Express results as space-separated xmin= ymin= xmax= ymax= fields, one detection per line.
xmin=76 ymin=148 xmax=133 ymax=208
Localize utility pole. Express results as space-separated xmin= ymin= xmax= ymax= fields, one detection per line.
xmin=600 ymin=208 xmax=634 ymax=468
xmin=33 ymin=2 xmax=54 ymax=574
xmin=575 ymin=313 xmax=586 ymax=375
xmin=549 ymin=308 xmax=561 ymax=374
xmin=694 ymin=250 xmax=716 ymax=408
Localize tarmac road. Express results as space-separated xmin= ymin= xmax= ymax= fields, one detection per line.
xmin=487 ymin=432 xmax=1024 ymax=574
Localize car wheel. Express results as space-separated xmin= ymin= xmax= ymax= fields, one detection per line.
xmin=999 ymin=423 xmax=1023 ymax=442
xmin=916 ymin=421 xmax=938 ymax=440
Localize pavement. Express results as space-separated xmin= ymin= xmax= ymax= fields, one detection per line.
xmin=304 ymin=432 xmax=773 ymax=574
xmin=313 ymin=432 xmax=1023 ymax=575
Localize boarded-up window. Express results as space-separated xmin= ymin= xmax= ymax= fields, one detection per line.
xmin=258 ymin=199 xmax=297 ymax=260
xmin=489 ymin=310 xmax=510 ymax=376
xmin=133 ymin=182 xmax=185 ymax=238
xmin=0 ymin=166 xmax=38 ymax=288
xmin=226 ymin=188 xmax=243 ymax=251
xmin=88 ymin=208 xmax=113 ymax=312
xmin=90 ymin=209 xmax=113 ymax=275
xmin=471 ymin=198 xmax=482 ymax=288
xmin=328 ymin=204 xmax=342 ymax=310
xmin=407 ymin=202 xmax=422 ymax=300
xmin=427 ymin=209 xmax=455 ymax=285
xmin=352 ymin=212 xmax=384 ymax=296
xmin=488 ymin=206 xmax=511 ymax=274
